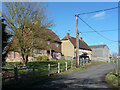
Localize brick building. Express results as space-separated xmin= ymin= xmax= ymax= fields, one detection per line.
xmin=6 ymin=29 xmax=61 ymax=62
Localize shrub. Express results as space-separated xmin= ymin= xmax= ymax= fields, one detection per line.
xmin=37 ymin=55 xmax=49 ymax=61
xmin=109 ymin=72 xmax=113 ymax=75
xmin=106 ymin=71 xmax=118 ymax=88
xmin=42 ymin=55 xmax=49 ymax=61
xmin=37 ymin=56 xmax=43 ymax=61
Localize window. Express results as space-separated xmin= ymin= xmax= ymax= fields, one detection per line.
xmin=47 ymin=41 xmax=50 ymax=45
xmin=55 ymin=43 xmax=59 ymax=48
xmin=36 ymin=49 xmax=42 ymax=54
xmin=53 ymin=52 xmax=59 ymax=57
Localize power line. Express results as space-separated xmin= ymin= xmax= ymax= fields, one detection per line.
xmin=78 ymin=7 xmax=118 ymax=15
xmin=78 ymin=16 xmax=117 ymax=42
xmin=80 ymin=29 xmax=118 ymax=33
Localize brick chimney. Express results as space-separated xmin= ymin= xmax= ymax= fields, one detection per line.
xmin=80 ymin=37 xmax=82 ymax=40
xmin=66 ymin=33 xmax=70 ymax=37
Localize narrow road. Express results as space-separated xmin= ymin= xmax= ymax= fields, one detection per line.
xmin=26 ymin=63 xmax=117 ymax=89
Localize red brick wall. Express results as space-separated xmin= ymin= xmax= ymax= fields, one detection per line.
xmin=6 ymin=48 xmax=61 ymax=62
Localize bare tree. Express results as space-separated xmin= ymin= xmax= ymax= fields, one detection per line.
xmin=2 ymin=2 xmax=54 ymax=66
xmin=112 ymin=52 xmax=118 ymax=62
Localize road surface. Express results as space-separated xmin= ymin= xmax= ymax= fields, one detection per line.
xmin=26 ymin=63 xmax=117 ymax=89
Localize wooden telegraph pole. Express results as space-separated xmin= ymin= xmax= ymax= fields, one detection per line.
xmin=75 ymin=14 xmax=79 ymax=68
xmin=118 ymin=1 xmax=120 ymax=88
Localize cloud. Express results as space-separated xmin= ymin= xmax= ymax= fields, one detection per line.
xmin=93 ymin=12 xmax=105 ymax=19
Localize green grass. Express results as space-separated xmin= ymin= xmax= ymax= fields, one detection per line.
xmin=91 ymin=61 xmax=107 ymax=64
xmin=105 ymin=71 xmax=119 ymax=88
xmin=3 ymin=60 xmax=71 ymax=73
xmin=2 ymin=60 xmax=71 ymax=75
xmin=3 ymin=60 xmax=71 ymax=68
xmin=91 ymin=60 xmax=115 ymax=64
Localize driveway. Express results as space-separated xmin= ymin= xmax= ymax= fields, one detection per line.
xmin=26 ymin=63 xmax=117 ymax=89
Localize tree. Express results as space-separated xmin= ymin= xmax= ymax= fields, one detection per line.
xmin=1 ymin=17 xmax=12 ymax=65
xmin=112 ymin=52 xmax=118 ymax=62
xmin=2 ymin=2 xmax=54 ymax=66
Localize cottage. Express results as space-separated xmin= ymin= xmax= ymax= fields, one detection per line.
xmin=6 ymin=29 xmax=61 ymax=62
xmin=61 ymin=33 xmax=92 ymax=60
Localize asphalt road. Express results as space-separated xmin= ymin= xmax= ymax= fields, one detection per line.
xmin=26 ymin=63 xmax=117 ymax=89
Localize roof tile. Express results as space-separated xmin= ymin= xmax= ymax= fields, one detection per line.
xmin=62 ymin=35 xmax=92 ymax=51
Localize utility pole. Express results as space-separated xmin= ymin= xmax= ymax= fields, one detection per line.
xmin=118 ymin=1 xmax=120 ymax=88
xmin=75 ymin=14 xmax=79 ymax=68
xmin=117 ymin=55 xmax=120 ymax=89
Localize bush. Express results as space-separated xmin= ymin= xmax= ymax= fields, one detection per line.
xmin=109 ymin=72 xmax=113 ymax=75
xmin=37 ymin=55 xmax=49 ymax=61
xmin=105 ymin=71 xmax=118 ymax=88
xmin=42 ymin=55 xmax=49 ymax=61
xmin=37 ymin=56 xmax=43 ymax=61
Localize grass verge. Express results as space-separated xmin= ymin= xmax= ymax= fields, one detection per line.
xmin=105 ymin=71 xmax=118 ymax=88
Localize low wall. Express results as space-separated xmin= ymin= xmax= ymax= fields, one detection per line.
xmin=6 ymin=57 xmax=37 ymax=62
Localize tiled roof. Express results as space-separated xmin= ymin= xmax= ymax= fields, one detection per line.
xmin=109 ymin=54 xmax=113 ymax=58
xmin=62 ymin=35 xmax=92 ymax=51
xmin=46 ymin=29 xmax=61 ymax=43
xmin=7 ymin=29 xmax=61 ymax=53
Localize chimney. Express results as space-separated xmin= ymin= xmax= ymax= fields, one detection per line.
xmin=66 ymin=33 xmax=70 ymax=37
xmin=80 ymin=37 xmax=82 ymax=40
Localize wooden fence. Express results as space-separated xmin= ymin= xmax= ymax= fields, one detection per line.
xmin=2 ymin=61 xmax=72 ymax=81
xmin=2 ymin=59 xmax=90 ymax=81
